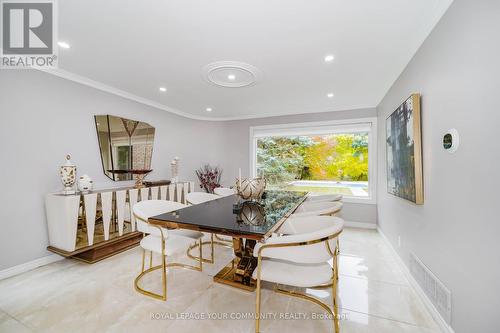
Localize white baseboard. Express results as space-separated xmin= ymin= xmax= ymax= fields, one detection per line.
xmin=0 ymin=254 xmax=64 ymax=281
xmin=344 ymin=221 xmax=377 ymax=229
xmin=377 ymin=227 xmax=455 ymax=333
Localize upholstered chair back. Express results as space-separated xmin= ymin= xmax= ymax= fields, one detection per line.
xmin=255 ymin=216 xmax=343 ymax=264
xmin=133 ymin=200 xmax=187 ymax=236
xmin=292 ymin=201 xmax=343 ymax=218
xmin=185 ymin=192 xmax=220 ymax=205
xmin=214 ymin=187 xmax=236 ymax=196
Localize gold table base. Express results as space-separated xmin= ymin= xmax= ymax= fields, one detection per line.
xmin=213 ymin=257 xmax=257 ymax=292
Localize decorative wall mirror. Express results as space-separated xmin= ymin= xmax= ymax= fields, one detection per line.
xmin=94 ymin=115 xmax=155 ymax=183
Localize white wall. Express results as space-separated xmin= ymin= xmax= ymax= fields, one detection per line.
xmin=221 ymin=108 xmax=378 ymax=225
xmin=0 ymin=70 xmax=227 ymax=270
xmin=376 ymin=1 xmax=500 ymax=332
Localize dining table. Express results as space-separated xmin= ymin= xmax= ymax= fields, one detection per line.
xmin=148 ymin=190 xmax=308 ymax=291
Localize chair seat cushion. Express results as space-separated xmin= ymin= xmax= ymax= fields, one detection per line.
xmin=139 ymin=224 xmax=203 ymax=240
xmin=292 ymin=201 xmax=343 ymax=218
xmin=170 ymin=229 xmax=204 ymax=239
xmin=278 ymin=215 xmax=343 ymax=236
xmin=252 ymin=259 xmax=333 ymax=287
xmin=140 ymin=234 xmax=196 ymax=256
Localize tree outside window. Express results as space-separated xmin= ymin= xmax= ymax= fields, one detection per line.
xmin=256 ymin=132 xmax=369 ymax=196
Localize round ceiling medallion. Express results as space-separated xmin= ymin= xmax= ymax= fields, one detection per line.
xmin=203 ymin=61 xmax=261 ymax=88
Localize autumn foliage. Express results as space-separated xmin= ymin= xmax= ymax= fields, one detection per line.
xmin=257 ymin=133 xmax=368 ymax=186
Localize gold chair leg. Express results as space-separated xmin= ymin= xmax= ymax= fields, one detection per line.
xmin=255 ymin=258 xmax=262 ymax=333
xmin=134 ymin=264 xmax=168 ymax=301
xmin=214 ymin=234 xmax=232 ymax=245
xmin=274 ymin=285 xmax=333 ymax=315
xmin=332 ymin=251 xmax=340 ymax=333
xmin=186 ymin=233 xmax=231 ymax=264
xmin=135 ymin=242 xmax=204 ymax=302
xmin=141 ymin=248 xmax=146 ymax=272
xmin=211 ymin=233 xmax=215 ymax=262
xmin=161 ymin=251 xmax=167 ymax=301
xmin=272 ymin=259 xmax=339 ymax=333
xmin=199 ymin=238 xmax=203 ymax=271
xmin=135 ymin=224 xmax=206 ymax=301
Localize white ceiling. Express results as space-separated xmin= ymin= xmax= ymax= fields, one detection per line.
xmin=55 ymin=0 xmax=453 ymax=120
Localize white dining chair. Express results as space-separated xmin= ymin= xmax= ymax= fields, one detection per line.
xmin=134 ymin=200 xmax=204 ymax=240
xmin=291 ymin=201 xmax=343 ymax=218
xmin=253 ymin=215 xmax=344 ymax=333
xmin=132 ymin=200 xmax=204 ymax=301
xmin=184 ymin=192 xmax=233 ymax=262
xmin=214 ymin=187 xmax=236 ymax=197
xmin=306 ymin=193 xmax=343 ymax=202
xmin=185 ymin=192 xmax=220 ymax=205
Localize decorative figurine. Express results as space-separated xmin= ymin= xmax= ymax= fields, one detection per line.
xmin=60 ymin=155 xmax=77 ymax=194
xmin=77 ymin=174 xmax=94 ymax=193
xmin=170 ymin=156 xmax=180 ymax=183
xmin=236 ymin=177 xmax=266 ymax=200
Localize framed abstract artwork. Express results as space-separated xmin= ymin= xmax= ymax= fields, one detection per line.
xmin=386 ymin=93 xmax=423 ymax=204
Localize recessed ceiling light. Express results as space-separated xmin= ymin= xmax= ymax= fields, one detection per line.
xmin=58 ymin=41 xmax=71 ymax=49
xmin=206 ymin=107 xmax=213 ymax=112
xmin=327 ymin=93 xmax=334 ymax=98
xmin=324 ymin=54 xmax=335 ymax=62
xmin=227 ymin=74 xmax=236 ymax=81
xmin=159 ymin=87 xmax=167 ymax=92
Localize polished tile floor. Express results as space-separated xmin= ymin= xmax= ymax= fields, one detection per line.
xmin=0 ymin=228 xmax=439 ymax=333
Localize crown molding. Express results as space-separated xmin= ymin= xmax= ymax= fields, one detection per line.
xmin=37 ymin=67 xmax=375 ymax=122
xmin=37 ymin=67 xmax=219 ymax=121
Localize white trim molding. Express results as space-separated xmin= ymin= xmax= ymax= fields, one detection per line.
xmin=344 ymin=221 xmax=377 ymax=229
xmin=36 ymin=68 xmax=375 ymax=122
xmin=249 ymin=117 xmax=378 ymax=204
xmin=0 ymin=254 xmax=64 ymax=281
xmin=38 ymin=68 xmax=217 ymax=121
xmin=377 ymin=227 xmax=456 ymax=333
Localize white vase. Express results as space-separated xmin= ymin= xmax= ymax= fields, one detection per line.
xmin=170 ymin=157 xmax=179 ymax=183
xmin=60 ymin=155 xmax=77 ymax=194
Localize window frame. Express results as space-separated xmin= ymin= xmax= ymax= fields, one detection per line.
xmin=249 ymin=117 xmax=377 ymax=205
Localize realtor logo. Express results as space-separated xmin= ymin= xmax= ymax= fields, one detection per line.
xmin=1 ymin=0 xmax=57 ymax=68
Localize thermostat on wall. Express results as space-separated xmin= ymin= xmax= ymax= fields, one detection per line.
xmin=443 ymin=129 xmax=459 ymax=153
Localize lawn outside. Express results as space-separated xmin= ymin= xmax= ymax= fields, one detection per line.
xmin=268 ymin=180 xmax=369 ymax=197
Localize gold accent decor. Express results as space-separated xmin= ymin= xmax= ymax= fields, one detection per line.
xmin=236 ymin=177 xmax=266 ymax=200
xmin=94 ymin=115 xmax=155 ymax=182
xmin=213 ymin=257 xmax=257 ymax=292
xmin=47 ymin=231 xmax=142 ymax=264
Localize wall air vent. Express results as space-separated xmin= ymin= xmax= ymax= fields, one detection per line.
xmin=409 ymin=253 xmax=452 ymax=324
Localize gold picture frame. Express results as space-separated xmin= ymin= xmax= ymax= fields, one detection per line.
xmin=386 ymin=93 xmax=423 ymax=204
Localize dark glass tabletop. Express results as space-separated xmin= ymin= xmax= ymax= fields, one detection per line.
xmin=148 ymin=190 xmax=308 ymax=240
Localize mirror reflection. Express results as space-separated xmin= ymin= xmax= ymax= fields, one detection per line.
xmin=95 ymin=115 xmax=155 ymax=181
